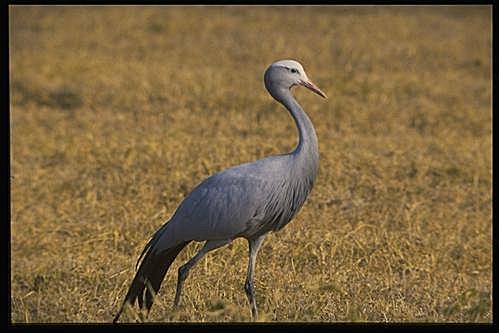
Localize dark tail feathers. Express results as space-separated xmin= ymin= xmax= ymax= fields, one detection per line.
xmin=113 ymin=239 xmax=190 ymax=323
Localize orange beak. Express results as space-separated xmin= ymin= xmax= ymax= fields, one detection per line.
xmin=300 ymin=80 xmax=327 ymax=99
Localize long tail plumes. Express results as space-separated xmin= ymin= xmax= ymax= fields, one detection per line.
xmin=113 ymin=225 xmax=190 ymax=323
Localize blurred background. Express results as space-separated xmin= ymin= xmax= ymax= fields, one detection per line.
xmin=10 ymin=6 xmax=491 ymax=322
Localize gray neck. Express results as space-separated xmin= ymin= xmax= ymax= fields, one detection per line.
xmin=270 ymin=86 xmax=319 ymax=176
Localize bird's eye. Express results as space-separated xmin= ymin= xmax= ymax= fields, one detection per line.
xmin=291 ymin=68 xmax=299 ymax=74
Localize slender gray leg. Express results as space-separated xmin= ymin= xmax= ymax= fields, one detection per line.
xmin=174 ymin=239 xmax=230 ymax=308
xmin=244 ymin=235 xmax=265 ymax=321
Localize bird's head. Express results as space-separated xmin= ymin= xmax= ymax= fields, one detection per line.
xmin=264 ymin=59 xmax=327 ymax=99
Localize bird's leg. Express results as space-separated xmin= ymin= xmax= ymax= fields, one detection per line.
xmin=244 ymin=235 xmax=265 ymax=321
xmin=174 ymin=239 xmax=230 ymax=308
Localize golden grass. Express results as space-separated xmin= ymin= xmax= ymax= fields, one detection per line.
xmin=10 ymin=5 xmax=491 ymax=322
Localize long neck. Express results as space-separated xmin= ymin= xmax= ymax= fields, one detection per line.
xmin=272 ymin=87 xmax=319 ymax=173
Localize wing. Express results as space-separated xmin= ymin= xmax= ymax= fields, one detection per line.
xmin=162 ymin=155 xmax=290 ymax=244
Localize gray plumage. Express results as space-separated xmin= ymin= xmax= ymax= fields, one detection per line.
xmin=113 ymin=59 xmax=327 ymax=322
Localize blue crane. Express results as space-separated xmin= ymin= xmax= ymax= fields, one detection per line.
xmin=113 ymin=59 xmax=327 ymax=322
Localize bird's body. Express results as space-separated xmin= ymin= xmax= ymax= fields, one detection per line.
xmin=114 ymin=59 xmax=326 ymax=322
xmin=158 ymin=151 xmax=317 ymax=247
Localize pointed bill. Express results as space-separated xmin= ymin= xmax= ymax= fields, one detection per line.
xmin=300 ymin=80 xmax=327 ymax=99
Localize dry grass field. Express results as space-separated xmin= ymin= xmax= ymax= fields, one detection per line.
xmin=10 ymin=6 xmax=491 ymax=323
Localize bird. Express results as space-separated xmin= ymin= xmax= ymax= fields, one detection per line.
xmin=113 ymin=59 xmax=327 ymax=323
